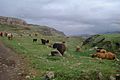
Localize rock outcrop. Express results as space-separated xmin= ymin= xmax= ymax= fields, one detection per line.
xmin=0 ymin=16 xmax=65 ymax=36
xmin=0 ymin=16 xmax=27 ymax=25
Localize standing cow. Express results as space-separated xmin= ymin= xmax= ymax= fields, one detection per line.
xmin=41 ymin=38 xmax=49 ymax=45
xmin=0 ymin=32 xmax=3 ymax=37
xmin=7 ymin=33 xmax=13 ymax=40
xmin=4 ymin=32 xmax=8 ymax=37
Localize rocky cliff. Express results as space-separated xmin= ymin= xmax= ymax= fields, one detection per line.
xmin=0 ymin=16 xmax=27 ymax=25
xmin=0 ymin=16 xmax=65 ymax=36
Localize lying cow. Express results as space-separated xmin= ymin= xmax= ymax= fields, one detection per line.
xmin=41 ymin=38 xmax=49 ymax=45
xmin=91 ymin=51 xmax=116 ymax=60
xmin=98 ymin=49 xmax=107 ymax=53
xmin=53 ymin=42 xmax=66 ymax=56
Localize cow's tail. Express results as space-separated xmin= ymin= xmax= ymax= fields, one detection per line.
xmin=115 ymin=58 xmax=120 ymax=61
xmin=114 ymin=55 xmax=120 ymax=61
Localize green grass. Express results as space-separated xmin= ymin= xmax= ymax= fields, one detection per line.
xmin=0 ymin=34 xmax=119 ymax=80
xmin=0 ymin=24 xmax=119 ymax=80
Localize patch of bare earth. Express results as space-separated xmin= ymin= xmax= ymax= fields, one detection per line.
xmin=0 ymin=41 xmax=30 ymax=80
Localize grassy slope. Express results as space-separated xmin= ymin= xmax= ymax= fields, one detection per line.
xmin=0 ymin=24 xmax=119 ymax=80
xmin=83 ymin=34 xmax=120 ymax=59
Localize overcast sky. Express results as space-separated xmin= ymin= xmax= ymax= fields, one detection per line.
xmin=0 ymin=0 xmax=120 ymax=35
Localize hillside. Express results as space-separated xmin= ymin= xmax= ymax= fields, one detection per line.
xmin=0 ymin=16 xmax=119 ymax=80
xmin=0 ymin=16 xmax=65 ymax=36
xmin=82 ymin=34 xmax=120 ymax=58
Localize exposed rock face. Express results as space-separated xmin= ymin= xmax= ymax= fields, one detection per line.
xmin=0 ymin=16 xmax=27 ymax=25
xmin=0 ymin=16 xmax=65 ymax=36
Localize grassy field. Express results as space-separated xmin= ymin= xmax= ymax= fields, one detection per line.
xmin=0 ymin=33 xmax=119 ymax=80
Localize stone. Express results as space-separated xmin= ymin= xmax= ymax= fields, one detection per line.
xmin=51 ymin=49 xmax=62 ymax=56
xmin=109 ymin=75 xmax=115 ymax=80
xmin=44 ymin=71 xmax=54 ymax=80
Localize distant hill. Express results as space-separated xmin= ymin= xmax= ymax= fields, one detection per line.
xmin=0 ymin=16 xmax=65 ymax=36
xmin=103 ymin=31 xmax=120 ymax=34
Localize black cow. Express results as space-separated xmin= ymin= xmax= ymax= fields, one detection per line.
xmin=116 ymin=42 xmax=120 ymax=48
xmin=33 ymin=39 xmax=37 ymax=42
xmin=53 ymin=42 xmax=66 ymax=56
xmin=41 ymin=38 xmax=49 ymax=45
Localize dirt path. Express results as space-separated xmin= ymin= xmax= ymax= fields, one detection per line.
xmin=0 ymin=41 xmax=29 ymax=80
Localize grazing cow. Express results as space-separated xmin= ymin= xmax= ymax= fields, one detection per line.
xmin=35 ymin=33 xmax=38 ymax=36
xmin=41 ymin=38 xmax=49 ymax=45
xmin=76 ymin=46 xmax=81 ymax=52
xmin=7 ymin=33 xmax=13 ymax=40
xmin=4 ymin=32 xmax=8 ymax=37
xmin=0 ymin=32 xmax=3 ymax=37
xmin=53 ymin=42 xmax=66 ymax=56
xmin=33 ymin=39 xmax=37 ymax=42
xmin=91 ymin=51 xmax=116 ymax=60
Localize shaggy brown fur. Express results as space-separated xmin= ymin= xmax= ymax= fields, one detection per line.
xmin=92 ymin=51 xmax=116 ymax=60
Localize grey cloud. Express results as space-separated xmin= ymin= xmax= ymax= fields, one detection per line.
xmin=0 ymin=0 xmax=120 ymax=35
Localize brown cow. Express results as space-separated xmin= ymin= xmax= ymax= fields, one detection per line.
xmin=99 ymin=49 xmax=107 ymax=53
xmin=0 ymin=32 xmax=3 ymax=37
xmin=91 ymin=51 xmax=116 ymax=60
xmin=105 ymin=52 xmax=116 ymax=60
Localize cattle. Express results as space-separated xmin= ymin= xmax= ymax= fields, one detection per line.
xmin=0 ymin=32 xmax=3 ymax=37
xmin=7 ymin=33 xmax=13 ymax=40
xmin=4 ymin=32 xmax=8 ymax=37
xmin=99 ymin=49 xmax=107 ymax=53
xmin=41 ymin=38 xmax=49 ymax=45
xmin=53 ymin=42 xmax=66 ymax=56
xmin=115 ymin=42 xmax=120 ymax=48
xmin=35 ymin=33 xmax=38 ymax=36
xmin=76 ymin=46 xmax=81 ymax=52
xmin=33 ymin=39 xmax=37 ymax=42
xmin=29 ymin=34 xmax=31 ymax=36
xmin=116 ymin=74 xmax=120 ymax=80
xmin=91 ymin=52 xmax=106 ymax=59
xmin=91 ymin=51 xmax=116 ymax=60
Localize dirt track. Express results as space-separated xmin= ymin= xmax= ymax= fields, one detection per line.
xmin=0 ymin=41 xmax=29 ymax=80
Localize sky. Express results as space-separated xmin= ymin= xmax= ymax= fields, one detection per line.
xmin=0 ymin=0 xmax=120 ymax=35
